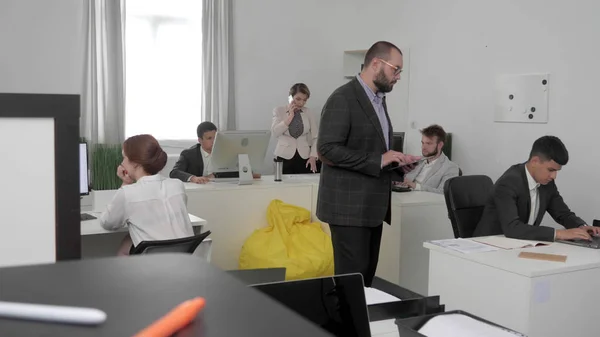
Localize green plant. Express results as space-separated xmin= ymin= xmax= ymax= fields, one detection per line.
xmin=91 ymin=144 xmax=123 ymax=190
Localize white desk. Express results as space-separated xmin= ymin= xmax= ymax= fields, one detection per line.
xmin=84 ymin=175 xmax=450 ymax=286
xmin=80 ymin=212 xmax=206 ymax=258
xmin=425 ymin=239 xmax=600 ymax=337
xmin=184 ymin=175 xmax=449 ymax=277
xmin=80 ymin=212 xmax=206 ymax=235
xmin=182 ymin=175 xmax=322 ymax=270
xmin=377 ymin=192 xmax=451 ymax=295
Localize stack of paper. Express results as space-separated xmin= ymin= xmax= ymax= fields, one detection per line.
xmin=471 ymin=236 xmax=549 ymax=250
xmin=364 ymin=287 xmax=401 ymax=305
xmin=417 ymin=314 xmax=525 ymax=337
xmin=429 ymin=239 xmax=500 ymax=254
xmin=370 ymin=319 xmax=400 ymax=337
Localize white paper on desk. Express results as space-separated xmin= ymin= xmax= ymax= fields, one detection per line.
xmin=370 ymin=319 xmax=399 ymax=337
xmin=471 ymin=236 xmax=549 ymax=250
xmin=429 ymin=239 xmax=499 ymax=254
xmin=417 ymin=314 xmax=525 ymax=337
xmin=364 ymin=287 xmax=401 ymax=305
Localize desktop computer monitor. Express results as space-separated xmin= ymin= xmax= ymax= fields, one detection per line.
xmin=80 ymin=143 xmax=90 ymax=195
xmin=392 ymin=132 xmax=405 ymax=153
xmin=208 ymin=130 xmax=270 ymax=184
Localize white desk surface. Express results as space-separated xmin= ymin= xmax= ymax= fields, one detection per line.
xmin=183 ymin=175 xmax=443 ymax=204
xmin=182 ymin=174 xmax=320 ymax=191
xmin=94 ymin=175 xmax=441 ymax=208
xmin=424 ymin=239 xmax=600 ymax=277
xmin=81 ymin=212 xmax=206 ymax=236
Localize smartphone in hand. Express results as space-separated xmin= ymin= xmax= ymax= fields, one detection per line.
xmin=387 ymin=157 xmax=428 ymax=171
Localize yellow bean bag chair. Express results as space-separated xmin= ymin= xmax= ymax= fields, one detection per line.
xmin=239 ymin=199 xmax=334 ymax=280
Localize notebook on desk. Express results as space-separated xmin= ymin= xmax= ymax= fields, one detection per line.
xmin=471 ymin=236 xmax=549 ymax=250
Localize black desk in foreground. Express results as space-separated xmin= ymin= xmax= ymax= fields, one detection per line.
xmin=0 ymin=254 xmax=333 ymax=337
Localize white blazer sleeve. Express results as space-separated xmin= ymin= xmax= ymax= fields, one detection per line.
xmin=271 ymin=107 xmax=289 ymax=138
xmin=307 ymin=109 xmax=319 ymax=158
xmin=100 ymin=188 xmax=128 ymax=230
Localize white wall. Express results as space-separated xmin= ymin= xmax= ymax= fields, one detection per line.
xmin=1 ymin=1 xmax=596 ymax=221
xmin=233 ymin=0 xmax=599 ymax=222
xmin=0 ymin=0 xmax=85 ymax=94
xmin=232 ymin=0 xmax=407 ymax=173
xmin=232 ymin=0 xmax=408 ymax=131
xmin=397 ymin=0 xmax=600 ymax=222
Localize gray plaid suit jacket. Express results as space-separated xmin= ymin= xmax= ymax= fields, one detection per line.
xmin=316 ymin=77 xmax=398 ymax=227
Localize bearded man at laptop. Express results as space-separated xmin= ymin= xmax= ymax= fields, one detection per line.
xmin=474 ymin=136 xmax=599 ymax=242
xmin=400 ymin=124 xmax=459 ymax=194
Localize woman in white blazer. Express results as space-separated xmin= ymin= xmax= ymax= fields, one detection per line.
xmin=271 ymin=83 xmax=320 ymax=174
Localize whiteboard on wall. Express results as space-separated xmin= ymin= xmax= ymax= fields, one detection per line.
xmin=0 ymin=118 xmax=56 ymax=267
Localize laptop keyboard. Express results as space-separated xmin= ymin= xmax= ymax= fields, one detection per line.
xmin=568 ymin=236 xmax=600 ymax=249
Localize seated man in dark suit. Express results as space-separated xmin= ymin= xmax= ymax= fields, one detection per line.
xmin=474 ymin=136 xmax=599 ymax=241
xmin=170 ymin=122 xmax=217 ymax=184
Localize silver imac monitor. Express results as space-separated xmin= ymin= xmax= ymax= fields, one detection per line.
xmin=80 ymin=142 xmax=90 ymax=195
xmin=208 ymin=130 xmax=271 ymax=185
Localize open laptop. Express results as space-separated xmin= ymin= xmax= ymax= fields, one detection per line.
xmin=558 ymin=237 xmax=600 ymax=249
xmin=251 ymin=273 xmax=371 ymax=337
xmin=557 ymin=220 xmax=600 ymax=249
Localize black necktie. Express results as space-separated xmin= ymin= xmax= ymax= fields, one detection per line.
xmin=288 ymin=111 xmax=304 ymax=138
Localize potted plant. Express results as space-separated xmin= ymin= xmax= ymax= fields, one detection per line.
xmin=90 ymin=143 xmax=123 ymax=209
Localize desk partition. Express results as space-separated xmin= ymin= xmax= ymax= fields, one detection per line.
xmin=0 ymin=93 xmax=80 ymax=267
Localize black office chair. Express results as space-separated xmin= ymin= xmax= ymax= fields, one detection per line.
xmin=130 ymin=231 xmax=211 ymax=255
xmin=443 ymin=175 xmax=493 ymax=238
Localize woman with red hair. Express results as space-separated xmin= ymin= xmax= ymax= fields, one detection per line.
xmin=100 ymin=134 xmax=194 ymax=255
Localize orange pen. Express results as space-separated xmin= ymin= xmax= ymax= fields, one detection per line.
xmin=133 ymin=297 xmax=206 ymax=337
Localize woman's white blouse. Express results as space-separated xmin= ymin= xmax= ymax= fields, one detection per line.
xmin=100 ymin=174 xmax=194 ymax=246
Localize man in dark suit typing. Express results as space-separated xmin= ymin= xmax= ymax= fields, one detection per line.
xmin=316 ymin=41 xmax=420 ymax=286
xmin=170 ymin=121 xmax=217 ymax=184
xmin=474 ymin=136 xmax=599 ymax=241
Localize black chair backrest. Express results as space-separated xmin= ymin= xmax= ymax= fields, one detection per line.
xmin=130 ymin=231 xmax=211 ymax=255
xmin=443 ymin=175 xmax=493 ymax=238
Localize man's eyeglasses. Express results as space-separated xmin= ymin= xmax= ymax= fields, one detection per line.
xmin=378 ymin=58 xmax=402 ymax=76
